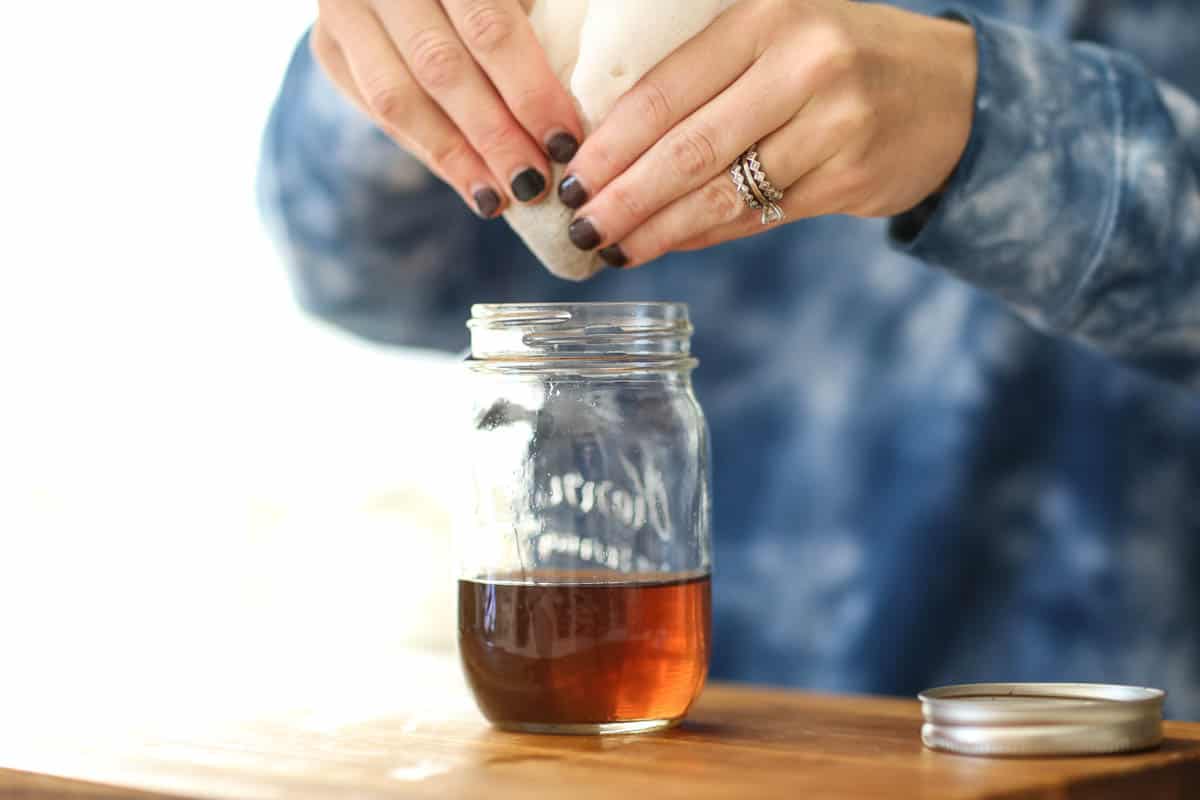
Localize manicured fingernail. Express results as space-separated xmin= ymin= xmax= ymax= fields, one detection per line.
xmin=546 ymin=132 xmax=580 ymax=164
xmin=558 ymin=175 xmax=589 ymax=209
xmin=599 ymin=245 xmax=629 ymax=268
xmin=568 ymin=217 xmax=603 ymax=251
xmin=473 ymin=188 xmax=502 ymax=219
xmin=511 ymin=168 xmax=547 ymax=202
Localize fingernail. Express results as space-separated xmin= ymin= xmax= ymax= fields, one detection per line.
xmin=511 ymin=168 xmax=547 ymax=202
xmin=546 ymin=132 xmax=580 ymax=164
xmin=599 ymin=245 xmax=630 ymax=268
xmin=473 ymin=188 xmax=502 ymax=219
xmin=568 ymin=217 xmax=603 ymax=251
xmin=558 ymin=175 xmax=589 ymax=209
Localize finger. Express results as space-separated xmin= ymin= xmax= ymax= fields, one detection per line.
xmin=566 ymin=59 xmax=800 ymax=255
xmin=602 ymin=109 xmax=844 ymax=268
xmin=375 ymin=0 xmax=551 ymax=204
xmin=311 ymin=22 xmax=371 ymax=114
xmin=677 ymin=155 xmax=849 ymax=253
xmin=590 ymin=173 xmax=748 ymax=269
xmin=557 ymin=1 xmax=760 ymax=211
xmin=673 ymin=88 xmax=874 ymax=252
xmin=441 ymin=0 xmax=584 ymax=163
xmin=321 ymin=9 xmax=505 ymax=218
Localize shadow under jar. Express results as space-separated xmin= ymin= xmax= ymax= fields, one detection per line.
xmin=458 ymin=302 xmax=712 ymax=735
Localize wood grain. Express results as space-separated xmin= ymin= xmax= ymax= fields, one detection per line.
xmin=2 ymin=661 xmax=1199 ymax=800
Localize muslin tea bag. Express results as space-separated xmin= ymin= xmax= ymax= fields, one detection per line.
xmin=505 ymin=0 xmax=737 ymax=282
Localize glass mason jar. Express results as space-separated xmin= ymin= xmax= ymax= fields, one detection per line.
xmin=457 ymin=302 xmax=712 ymax=735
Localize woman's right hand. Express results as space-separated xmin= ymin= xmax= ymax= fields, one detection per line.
xmin=311 ymin=0 xmax=583 ymax=219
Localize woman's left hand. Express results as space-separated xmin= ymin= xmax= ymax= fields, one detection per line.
xmin=557 ymin=0 xmax=978 ymax=268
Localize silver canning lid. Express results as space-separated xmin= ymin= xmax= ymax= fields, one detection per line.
xmin=919 ymin=683 xmax=1165 ymax=757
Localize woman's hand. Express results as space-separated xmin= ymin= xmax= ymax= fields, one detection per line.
xmin=311 ymin=0 xmax=584 ymax=218
xmin=556 ymin=0 xmax=978 ymax=268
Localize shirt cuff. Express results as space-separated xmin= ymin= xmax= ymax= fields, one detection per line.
xmin=888 ymin=9 xmax=1121 ymax=330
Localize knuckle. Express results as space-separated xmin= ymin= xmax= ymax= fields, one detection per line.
xmin=509 ymin=83 xmax=558 ymax=123
xmin=837 ymin=162 xmax=873 ymax=198
xmin=472 ymin=118 xmax=523 ymax=156
xmin=810 ymin=21 xmax=860 ymax=83
xmin=631 ymin=79 xmax=675 ymax=129
xmin=459 ymin=1 xmax=518 ymax=54
xmin=428 ymin=136 xmax=473 ymax=174
xmin=842 ymin=93 xmax=877 ymax=132
xmin=668 ymin=126 xmax=720 ymax=180
xmin=309 ymin=22 xmax=335 ymax=62
xmin=610 ymin=180 xmax=648 ymax=221
xmin=407 ymin=29 xmax=468 ymax=91
xmin=362 ymin=79 xmax=411 ymax=126
xmin=586 ymin=139 xmax=619 ymax=175
xmin=840 ymin=187 xmax=875 ymax=216
xmin=702 ymin=181 xmax=744 ymax=225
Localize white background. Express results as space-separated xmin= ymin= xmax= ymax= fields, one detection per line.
xmin=1 ymin=2 xmax=461 ymax=708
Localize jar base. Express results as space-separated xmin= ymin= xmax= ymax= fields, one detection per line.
xmin=493 ymin=718 xmax=681 ymax=735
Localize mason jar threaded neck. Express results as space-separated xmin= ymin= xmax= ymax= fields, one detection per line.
xmin=467 ymin=303 xmax=696 ymax=372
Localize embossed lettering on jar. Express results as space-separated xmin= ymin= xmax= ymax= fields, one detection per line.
xmin=458 ymin=302 xmax=713 ymax=735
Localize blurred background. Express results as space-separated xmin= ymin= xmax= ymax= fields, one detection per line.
xmin=1 ymin=2 xmax=461 ymax=716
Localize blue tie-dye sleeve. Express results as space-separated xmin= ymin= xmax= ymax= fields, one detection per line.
xmin=892 ymin=11 xmax=1200 ymax=387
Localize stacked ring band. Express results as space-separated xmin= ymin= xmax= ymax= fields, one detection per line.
xmin=731 ymin=147 xmax=786 ymax=225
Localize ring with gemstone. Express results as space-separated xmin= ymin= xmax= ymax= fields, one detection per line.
xmin=730 ymin=147 xmax=786 ymax=225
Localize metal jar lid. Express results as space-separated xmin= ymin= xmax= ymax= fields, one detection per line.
xmin=918 ymin=683 xmax=1165 ymax=756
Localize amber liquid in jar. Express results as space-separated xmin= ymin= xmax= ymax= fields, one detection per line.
xmin=458 ymin=572 xmax=711 ymax=731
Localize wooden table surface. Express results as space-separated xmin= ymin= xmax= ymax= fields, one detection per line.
xmin=3 ymin=653 xmax=1199 ymax=800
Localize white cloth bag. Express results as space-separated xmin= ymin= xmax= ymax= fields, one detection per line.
xmin=504 ymin=0 xmax=737 ymax=281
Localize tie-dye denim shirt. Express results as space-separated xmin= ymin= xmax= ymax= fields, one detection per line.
xmin=259 ymin=2 xmax=1200 ymax=716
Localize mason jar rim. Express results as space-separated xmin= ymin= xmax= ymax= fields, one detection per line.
xmin=469 ymin=301 xmax=690 ymax=322
xmin=467 ymin=302 xmax=696 ymax=372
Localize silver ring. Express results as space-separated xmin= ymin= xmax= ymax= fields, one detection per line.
xmin=730 ymin=146 xmax=785 ymax=225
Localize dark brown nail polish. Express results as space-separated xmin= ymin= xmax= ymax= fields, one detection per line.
xmin=473 ymin=188 xmax=501 ymax=218
xmin=546 ymin=132 xmax=580 ymax=164
xmin=598 ymin=245 xmax=629 ymax=268
xmin=559 ymin=175 xmax=588 ymax=209
xmin=568 ymin=217 xmax=602 ymax=251
xmin=511 ymin=168 xmax=547 ymax=202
